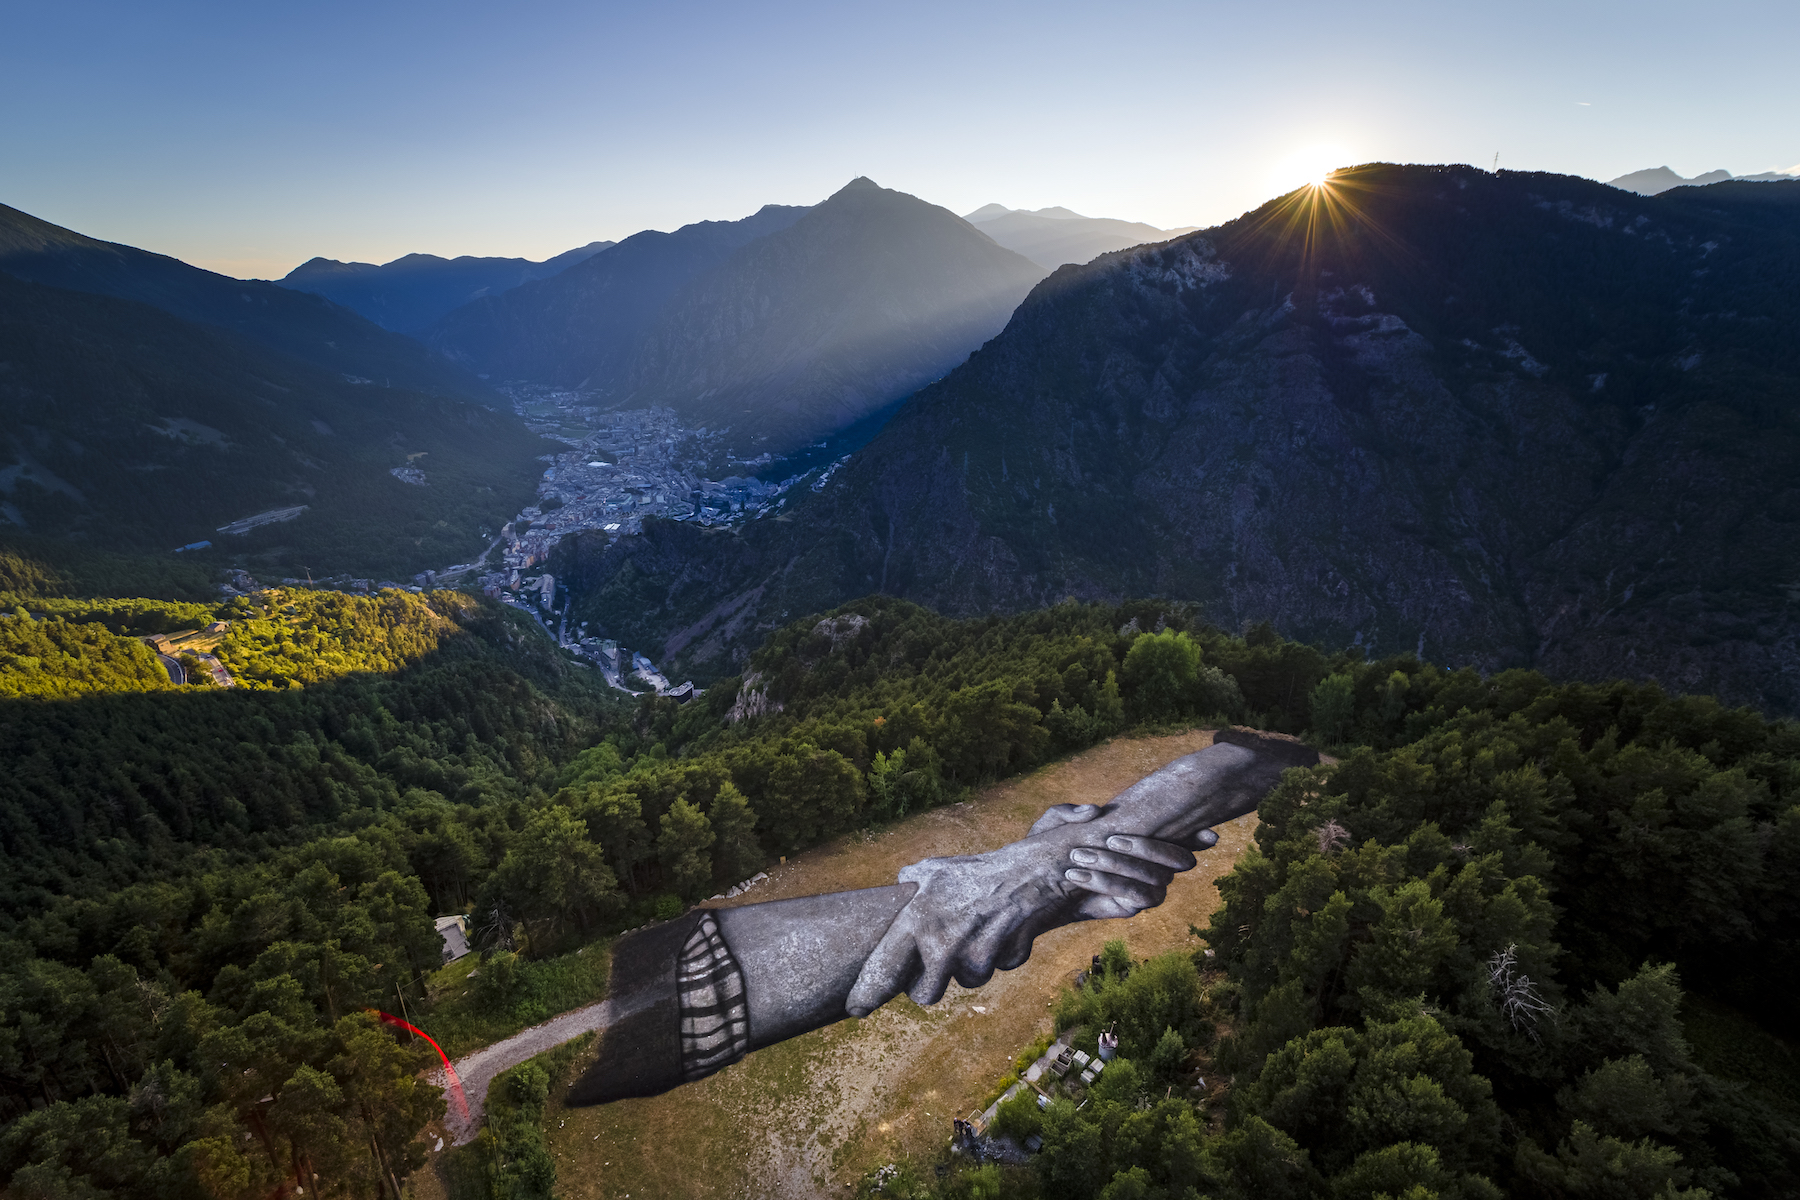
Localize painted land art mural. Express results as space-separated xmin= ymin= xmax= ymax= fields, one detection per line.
xmin=429 ymin=729 xmax=1314 ymax=1130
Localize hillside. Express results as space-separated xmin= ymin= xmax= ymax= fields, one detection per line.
xmin=278 ymin=241 xmax=613 ymax=332
xmin=423 ymin=205 xmax=809 ymax=385
xmin=1 ymin=585 xmax=1796 ymax=1198
xmin=0 ymin=203 xmax=493 ymax=402
xmin=966 ymin=203 xmax=1197 ymax=269
xmin=611 ymin=178 xmax=1048 ymax=450
xmin=0 ymin=271 xmax=550 ymax=577
xmin=552 ymin=166 xmax=1800 ymax=715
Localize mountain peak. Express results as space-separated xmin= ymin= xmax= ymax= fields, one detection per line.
xmin=1608 ymin=165 xmax=1737 ymax=196
xmin=964 ymin=203 xmax=1015 ymax=223
xmin=837 ymin=176 xmax=882 ymax=193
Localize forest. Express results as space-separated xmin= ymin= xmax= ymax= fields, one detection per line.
xmin=1 ymin=584 xmax=1796 ymax=1199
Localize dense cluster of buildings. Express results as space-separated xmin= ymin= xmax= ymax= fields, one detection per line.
xmin=442 ymin=395 xmax=822 ymax=698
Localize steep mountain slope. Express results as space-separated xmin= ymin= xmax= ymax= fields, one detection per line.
xmin=0 ymin=272 xmax=550 ymax=577
xmin=555 ymin=167 xmax=1800 ymax=714
xmin=423 ymin=206 xmax=809 ymax=385
xmin=612 ymin=178 xmax=1047 ymax=450
xmin=278 ymin=241 xmax=613 ymax=331
xmin=0 ymin=203 xmax=489 ymax=401
xmin=965 ymin=204 xmax=1197 ymax=269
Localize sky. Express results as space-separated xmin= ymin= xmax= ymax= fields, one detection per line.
xmin=3 ymin=0 xmax=1796 ymax=278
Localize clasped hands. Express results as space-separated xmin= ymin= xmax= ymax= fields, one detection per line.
xmin=844 ymin=803 xmax=1218 ymax=1017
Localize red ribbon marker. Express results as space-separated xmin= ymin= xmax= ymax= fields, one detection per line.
xmin=369 ymin=1009 xmax=470 ymax=1124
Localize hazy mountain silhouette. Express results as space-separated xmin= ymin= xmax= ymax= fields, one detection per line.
xmin=423 ymin=206 xmax=810 ymax=387
xmin=0 ymin=203 xmax=488 ymax=401
xmin=964 ymin=204 xmax=1198 ymax=269
xmin=610 ymin=178 xmax=1048 ymax=450
xmin=1607 ymin=165 xmax=1797 ymax=195
xmin=278 ymin=242 xmax=613 ymax=332
xmin=553 ymin=171 xmax=1800 ymax=715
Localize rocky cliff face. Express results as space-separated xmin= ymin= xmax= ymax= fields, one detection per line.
xmin=558 ymin=166 xmax=1800 ymax=714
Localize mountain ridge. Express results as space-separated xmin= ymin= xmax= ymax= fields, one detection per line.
xmin=552 ymin=167 xmax=1800 ymax=715
xmin=278 ymin=241 xmax=614 ymax=332
xmin=965 ymin=204 xmax=1199 ymax=269
xmin=1608 ymin=164 xmax=1798 ymax=195
xmin=422 ymin=205 xmax=811 ymax=386
xmin=606 ymin=178 xmax=1048 ymax=449
xmin=0 ymin=202 xmax=491 ymax=402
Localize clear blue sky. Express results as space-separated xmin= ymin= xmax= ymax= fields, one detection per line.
xmin=3 ymin=0 xmax=1795 ymax=277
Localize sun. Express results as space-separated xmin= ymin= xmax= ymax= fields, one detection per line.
xmin=1271 ymin=144 xmax=1353 ymax=194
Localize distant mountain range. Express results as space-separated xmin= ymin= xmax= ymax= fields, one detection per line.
xmin=0 ymin=203 xmax=489 ymax=403
xmin=0 ymin=205 xmax=552 ymax=576
xmin=423 ymin=205 xmax=808 ymax=393
xmin=964 ymin=204 xmax=1197 ymax=270
xmin=551 ymin=169 xmax=1800 ymax=715
xmin=1607 ymin=165 xmax=1798 ymax=195
xmin=427 ymin=179 xmax=1047 ymax=452
xmin=277 ymin=242 xmax=614 ymax=333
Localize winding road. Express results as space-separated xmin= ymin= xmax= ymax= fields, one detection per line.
xmin=437 ymin=996 xmax=622 ymax=1145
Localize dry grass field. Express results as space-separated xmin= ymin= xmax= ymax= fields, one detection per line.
xmin=532 ymin=728 xmax=1259 ymax=1199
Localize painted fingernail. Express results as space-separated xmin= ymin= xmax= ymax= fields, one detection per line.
xmin=1106 ymin=836 xmax=1134 ymax=852
xmin=1070 ymin=848 xmax=1099 ymax=865
xmin=1065 ymin=868 xmax=1093 ymax=884
xmin=847 ymin=1006 xmax=869 ymax=1018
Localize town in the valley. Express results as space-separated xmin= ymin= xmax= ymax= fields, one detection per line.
xmin=418 ymin=388 xmax=850 ymax=698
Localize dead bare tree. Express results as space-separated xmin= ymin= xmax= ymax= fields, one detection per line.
xmin=1486 ymin=943 xmax=1553 ymax=1042
xmin=1316 ymin=819 xmax=1351 ymax=855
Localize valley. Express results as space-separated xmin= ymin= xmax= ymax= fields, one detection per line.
xmin=4 ymin=150 xmax=1800 ymax=1200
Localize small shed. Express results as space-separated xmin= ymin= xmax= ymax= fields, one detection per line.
xmin=435 ymin=915 xmax=472 ymax=963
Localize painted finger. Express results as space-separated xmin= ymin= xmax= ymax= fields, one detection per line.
xmin=1028 ymin=803 xmax=1099 ymax=837
xmin=953 ymin=906 xmax=1032 ymax=988
xmin=1063 ymin=867 xmax=1166 ymax=912
xmin=995 ymin=905 xmax=1063 ymax=971
xmin=1075 ymin=893 xmax=1146 ymax=920
xmin=1189 ymin=828 xmax=1220 ymax=851
xmin=1098 ymin=835 xmax=1198 ymax=871
xmin=846 ymin=921 xmax=922 ymax=1017
xmin=1068 ymin=847 xmax=1179 ymax=886
xmin=905 ymin=941 xmax=960 ymax=1008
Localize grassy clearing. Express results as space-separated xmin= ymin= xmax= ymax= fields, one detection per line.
xmin=421 ymin=941 xmax=613 ymax=1060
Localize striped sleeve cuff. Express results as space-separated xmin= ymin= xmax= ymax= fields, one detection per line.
xmin=676 ymin=911 xmax=750 ymax=1082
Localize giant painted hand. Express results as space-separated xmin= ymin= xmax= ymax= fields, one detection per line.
xmin=843 ymin=805 xmax=1217 ymax=1014
xmin=563 ymin=729 xmax=1319 ymax=1110
xmin=845 ymin=728 xmax=1318 ymax=1015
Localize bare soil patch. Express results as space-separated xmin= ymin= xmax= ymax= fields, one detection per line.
xmin=540 ymin=729 xmax=1259 ymax=1200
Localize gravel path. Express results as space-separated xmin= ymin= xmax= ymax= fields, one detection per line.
xmin=437 ymin=998 xmax=620 ymax=1144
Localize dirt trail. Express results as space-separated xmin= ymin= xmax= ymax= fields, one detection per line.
xmin=439 ymin=997 xmax=621 ymax=1144
xmin=535 ymin=729 xmax=1258 ymax=1200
